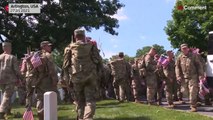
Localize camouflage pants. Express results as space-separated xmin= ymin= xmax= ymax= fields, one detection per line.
xmin=35 ymin=88 xmax=45 ymax=120
xmin=132 ymin=76 xmax=142 ymax=100
xmin=72 ymin=71 xmax=97 ymax=120
xmin=146 ymin=74 xmax=157 ymax=103
xmin=156 ymin=79 xmax=163 ymax=103
xmin=181 ymin=78 xmax=198 ymax=107
xmin=113 ymin=78 xmax=130 ymax=101
xmin=25 ymin=77 xmax=36 ymax=108
xmin=0 ymin=84 xmax=15 ymax=113
xmin=164 ymin=79 xmax=174 ymax=105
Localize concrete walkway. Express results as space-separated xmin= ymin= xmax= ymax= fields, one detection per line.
xmin=161 ymin=100 xmax=213 ymax=117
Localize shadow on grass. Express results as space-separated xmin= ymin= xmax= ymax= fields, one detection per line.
xmin=58 ymin=106 xmax=71 ymax=110
xmin=97 ymin=100 xmax=125 ymax=106
xmin=58 ymin=116 xmax=76 ymax=120
xmin=95 ymin=116 xmax=151 ymax=120
xmin=58 ymin=116 xmax=151 ymax=120
xmin=96 ymin=102 xmax=126 ymax=109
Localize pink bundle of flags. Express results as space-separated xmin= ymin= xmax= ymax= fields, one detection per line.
xmin=158 ymin=55 xmax=169 ymax=67
xmin=199 ymin=78 xmax=209 ymax=100
xmin=190 ymin=48 xmax=200 ymax=55
xmin=30 ymin=52 xmax=42 ymax=68
xmin=20 ymin=54 xmax=31 ymax=72
xmin=23 ymin=107 xmax=34 ymax=120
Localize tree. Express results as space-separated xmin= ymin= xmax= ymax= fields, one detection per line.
xmin=0 ymin=0 xmax=124 ymax=61
xmin=136 ymin=44 xmax=166 ymax=57
xmin=164 ymin=0 xmax=213 ymax=52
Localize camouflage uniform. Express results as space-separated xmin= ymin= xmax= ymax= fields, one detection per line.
xmin=163 ymin=59 xmax=176 ymax=106
xmin=0 ymin=42 xmax=23 ymax=118
xmin=61 ymin=45 xmax=75 ymax=103
xmin=70 ymin=29 xmax=102 ymax=120
xmin=176 ymin=44 xmax=204 ymax=111
xmin=31 ymin=41 xmax=58 ymax=120
xmin=155 ymin=65 xmax=165 ymax=105
xmin=144 ymin=54 xmax=157 ymax=104
xmin=131 ymin=59 xmax=142 ymax=102
xmin=110 ymin=56 xmax=131 ymax=102
xmin=21 ymin=55 xmax=37 ymax=108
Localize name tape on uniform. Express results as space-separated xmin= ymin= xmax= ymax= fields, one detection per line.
xmin=9 ymin=3 xmax=41 ymax=14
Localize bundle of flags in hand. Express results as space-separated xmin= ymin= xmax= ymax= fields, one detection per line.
xmin=20 ymin=54 xmax=31 ymax=72
xmin=30 ymin=52 xmax=42 ymax=68
xmin=23 ymin=107 xmax=34 ymax=120
xmin=158 ymin=55 xmax=169 ymax=67
xmin=199 ymin=78 xmax=209 ymax=100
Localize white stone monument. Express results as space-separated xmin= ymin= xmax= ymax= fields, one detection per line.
xmin=44 ymin=91 xmax=57 ymax=120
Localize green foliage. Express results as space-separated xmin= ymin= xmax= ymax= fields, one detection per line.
xmin=0 ymin=0 xmax=124 ymax=59
xmin=52 ymin=49 xmax=63 ymax=67
xmin=164 ymin=0 xmax=213 ymax=52
xmin=136 ymin=44 xmax=166 ymax=57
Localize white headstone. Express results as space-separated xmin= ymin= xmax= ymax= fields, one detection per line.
xmin=44 ymin=91 xmax=58 ymax=120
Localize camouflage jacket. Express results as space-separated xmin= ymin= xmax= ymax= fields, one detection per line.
xmin=70 ymin=41 xmax=102 ymax=76
xmin=110 ymin=58 xmax=130 ymax=80
xmin=32 ymin=51 xmax=58 ymax=90
xmin=144 ymin=54 xmax=157 ymax=74
xmin=175 ymin=52 xmax=204 ymax=80
xmin=0 ymin=53 xmax=22 ymax=84
xmin=163 ymin=59 xmax=176 ymax=80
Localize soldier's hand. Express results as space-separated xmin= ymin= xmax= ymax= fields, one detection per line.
xmin=199 ymin=76 xmax=205 ymax=81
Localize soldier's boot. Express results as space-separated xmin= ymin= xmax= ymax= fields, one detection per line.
xmin=190 ymin=107 xmax=197 ymax=112
xmin=0 ymin=112 xmax=5 ymax=119
xmin=166 ymin=104 xmax=175 ymax=109
xmin=178 ymin=98 xmax=185 ymax=104
xmin=196 ymin=102 xmax=202 ymax=107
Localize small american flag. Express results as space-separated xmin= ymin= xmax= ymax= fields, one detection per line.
xmin=23 ymin=107 xmax=34 ymax=120
xmin=199 ymin=78 xmax=209 ymax=100
xmin=158 ymin=55 xmax=169 ymax=67
xmin=30 ymin=52 xmax=42 ymax=68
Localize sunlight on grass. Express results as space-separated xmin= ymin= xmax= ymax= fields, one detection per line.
xmin=7 ymin=100 xmax=213 ymax=120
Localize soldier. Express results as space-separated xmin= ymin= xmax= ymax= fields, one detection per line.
xmin=31 ymin=41 xmax=58 ymax=120
xmin=144 ymin=47 xmax=157 ymax=105
xmin=0 ymin=41 xmax=23 ymax=119
xmin=20 ymin=51 xmax=37 ymax=108
xmin=131 ymin=58 xmax=142 ymax=103
xmin=61 ymin=44 xmax=75 ymax=103
xmin=154 ymin=54 xmax=165 ymax=105
xmin=163 ymin=50 xmax=176 ymax=108
xmin=70 ymin=29 xmax=102 ymax=120
xmin=110 ymin=52 xmax=132 ymax=102
xmin=175 ymin=43 xmax=204 ymax=112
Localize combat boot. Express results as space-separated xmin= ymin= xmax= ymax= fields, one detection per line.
xmin=190 ymin=107 xmax=197 ymax=112
xmin=166 ymin=104 xmax=175 ymax=109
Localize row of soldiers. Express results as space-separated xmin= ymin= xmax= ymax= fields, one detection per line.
xmin=93 ymin=43 xmax=207 ymax=113
xmin=0 ymin=40 xmax=59 ymax=120
xmin=0 ymin=28 xmax=102 ymax=120
xmin=0 ymin=29 xmax=208 ymax=120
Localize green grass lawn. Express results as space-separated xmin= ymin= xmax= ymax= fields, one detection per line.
xmin=7 ymin=100 xmax=213 ymax=120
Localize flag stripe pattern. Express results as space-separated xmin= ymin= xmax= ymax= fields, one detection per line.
xmin=30 ymin=52 xmax=42 ymax=68
xmin=199 ymin=79 xmax=210 ymax=100
xmin=23 ymin=108 xmax=34 ymax=120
